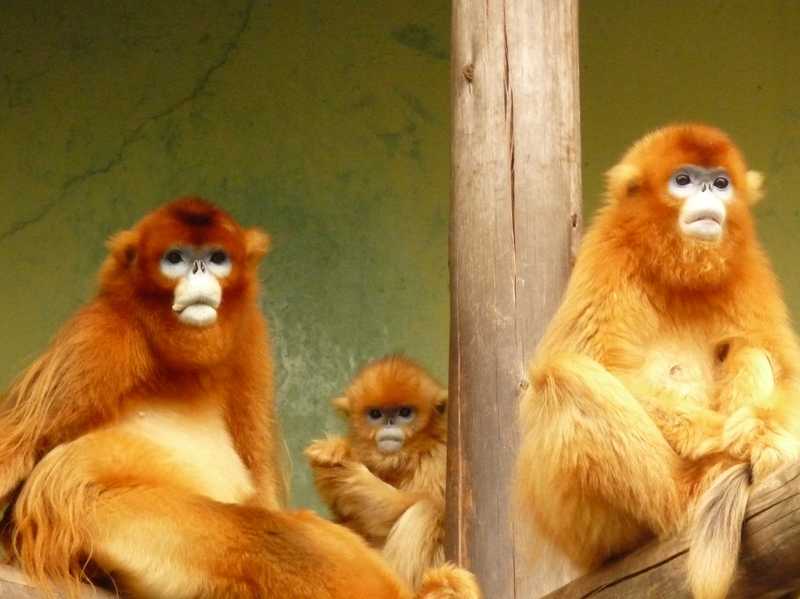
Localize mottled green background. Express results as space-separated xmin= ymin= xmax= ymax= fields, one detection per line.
xmin=1 ymin=1 xmax=799 ymax=511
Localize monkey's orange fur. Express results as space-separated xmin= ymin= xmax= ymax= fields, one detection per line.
xmin=515 ymin=124 xmax=800 ymax=599
xmin=306 ymin=357 xmax=474 ymax=595
xmin=0 ymin=200 xmax=474 ymax=599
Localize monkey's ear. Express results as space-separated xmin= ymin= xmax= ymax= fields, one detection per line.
xmin=434 ymin=390 xmax=448 ymax=415
xmin=332 ymin=396 xmax=351 ymax=414
xmin=106 ymin=229 xmax=139 ymax=267
xmin=245 ymin=228 xmax=271 ymax=264
xmin=745 ymin=170 xmax=765 ymax=206
xmin=606 ymin=163 xmax=642 ymax=202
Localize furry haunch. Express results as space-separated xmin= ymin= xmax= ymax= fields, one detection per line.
xmin=306 ymin=356 xmax=479 ymax=597
xmin=0 ymin=200 xmax=475 ymax=599
xmin=515 ymin=124 xmax=800 ymax=599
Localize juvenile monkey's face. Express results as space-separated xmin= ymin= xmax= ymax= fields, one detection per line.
xmin=667 ymin=165 xmax=734 ymax=242
xmin=364 ymin=405 xmax=417 ymax=454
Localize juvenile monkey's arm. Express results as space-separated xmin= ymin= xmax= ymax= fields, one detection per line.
xmin=306 ymin=437 xmax=425 ymax=540
xmin=0 ymin=302 xmax=149 ymax=502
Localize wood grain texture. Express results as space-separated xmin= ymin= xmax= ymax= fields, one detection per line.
xmin=544 ymin=462 xmax=800 ymax=599
xmin=0 ymin=565 xmax=113 ymax=598
xmin=446 ymin=1 xmax=581 ymax=597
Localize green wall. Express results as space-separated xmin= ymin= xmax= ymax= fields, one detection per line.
xmin=2 ymin=1 xmax=800 ymax=512
xmin=580 ymin=1 xmax=800 ymax=317
xmin=0 ymin=0 xmax=450 ymax=511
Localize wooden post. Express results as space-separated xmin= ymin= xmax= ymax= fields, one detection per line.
xmin=447 ymin=1 xmax=581 ymax=598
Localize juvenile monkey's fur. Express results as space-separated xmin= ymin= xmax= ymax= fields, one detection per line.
xmin=306 ymin=356 xmax=472 ymax=595
xmin=515 ymin=124 xmax=800 ymax=599
xmin=0 ymin=200 xmax=475 ymax=599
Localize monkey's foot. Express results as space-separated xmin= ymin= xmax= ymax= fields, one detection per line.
xmin=722 ymin=407 xmax=800 ymax=482
xmin=416 ymin=563 xmax=481 ymax=599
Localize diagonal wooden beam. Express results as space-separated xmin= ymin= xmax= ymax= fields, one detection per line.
xmin=545 ymin=462 xmax=800 ymax=599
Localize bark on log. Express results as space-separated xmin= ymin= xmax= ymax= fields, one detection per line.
xmin=0 ymin=564 xmax=113 ymax=598
xmin=545 ymin=462 xmax=800 ymax=599
xmin=447 ymin=1 xmax=581 ymax=597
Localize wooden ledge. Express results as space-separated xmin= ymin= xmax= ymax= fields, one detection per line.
xmin=545 ymin=461 xmax=800 ymax=598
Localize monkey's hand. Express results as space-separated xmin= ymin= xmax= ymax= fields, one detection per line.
xmin=722 ymin=406 xmax=800 ymax=482
xmin=305 ymin=436 xmax=351 ymax=468
xmin=644 ymin=403 xmax=726 ymax=460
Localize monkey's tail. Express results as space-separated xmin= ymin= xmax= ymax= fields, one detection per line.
xmin=687 ymin=463 xmax=751 ymax=599
xmin=414 ymin=563 xmax=481 ymax=599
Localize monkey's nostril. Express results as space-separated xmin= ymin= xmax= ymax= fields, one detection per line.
xmin=192 ymin=262 xmax=199 ymax=274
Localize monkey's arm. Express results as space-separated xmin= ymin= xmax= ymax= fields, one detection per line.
xmin=226 ymin=314 xmax=285 ymax=509
xmin=641 ymin=399 xmax=726 ymax=460
xmin=713 ymin=340 xmax=800 ymax=480
xmin=624 ymin=376 xmax=726 ymax=460
xmin=0 ymin=301 xmax=150 ymax=501
xmin=306 ymin=437 xmax=425 ymax=541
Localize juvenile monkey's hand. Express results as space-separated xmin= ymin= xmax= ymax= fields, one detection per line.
xmin=305 ymin=436 xmax=351 ymax=467
xmin=722 ymin=406 xmax=800 ymax=482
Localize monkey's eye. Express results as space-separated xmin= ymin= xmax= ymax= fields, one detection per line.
xmin=210 ymin=250 xmax=228 ymax=265
xmin=160 ymin=249 xmax=190 ymax=279
xmin=206 ymin=249 xmax=232 ymax=278
xmin=713 ymin=176 xmax=729 ymax=190
xmin=674 ymin=173 xmax=691 ymax=186
xmin=396 ymin=407 xmax=415 ymax=423
xmin=367 ymin=408 xmax=383 ymax=422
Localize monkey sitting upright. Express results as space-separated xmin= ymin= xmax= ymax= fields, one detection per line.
xmin=305 ymin=356 xmax=454 ymax=593
xmin=515 ymin=124 xmax=800 ymax=599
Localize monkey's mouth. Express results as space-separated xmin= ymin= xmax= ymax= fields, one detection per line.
xmin=681 ymin=210 xmax=724 ymax=241
xmin=172 ymin=297 xmax=220 ymax=327
xmin=377 ymin=432 xmax=405 ymax=454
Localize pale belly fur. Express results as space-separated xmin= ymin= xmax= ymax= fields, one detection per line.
xmin=117 ymin=405 xmax=255 ymax=505
xmin=628 ymin=337 xmax=717 ymax=406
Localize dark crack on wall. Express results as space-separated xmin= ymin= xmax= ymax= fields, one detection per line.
xmin=0 ymin=0 xmax=256 ymax=246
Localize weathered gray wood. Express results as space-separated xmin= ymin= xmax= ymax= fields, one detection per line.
xmin=446 ymin=1 xmax=581 ymax=598
xmin=0 ymin=564 xmax=113 ymax=598
xmin=544 ymin=462 xmax=800 ymax=599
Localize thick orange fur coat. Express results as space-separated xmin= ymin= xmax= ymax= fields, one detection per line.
xmin=306 ymin=356 xmax=479 ymax=596
xmin=0 ymin=200 xmax=473 ymax=599
xmin=515 ymin=124 xmax=800 ymax=599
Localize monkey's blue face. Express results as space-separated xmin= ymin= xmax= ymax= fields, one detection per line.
xmin=667 ymin=165 xmax=734 ymax=242
xmin=365 ymin=406 xmax=416 ymax=453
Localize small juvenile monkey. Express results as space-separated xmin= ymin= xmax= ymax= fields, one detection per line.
xmin=515 ymin=124 xmax=800 ymax=599
xmin=305 ymin=356 xmax=454 ymax=593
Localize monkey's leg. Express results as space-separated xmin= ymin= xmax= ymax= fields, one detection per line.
xmin=12 ymin=433 xmax=409 ymax=599
xmin=518 ymin=352 xmax=690 ymax=569
xmin=382 ymin=499 xmax=445 ymax=590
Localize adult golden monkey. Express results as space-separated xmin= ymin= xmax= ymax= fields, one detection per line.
xmin=0 ymin=198 xmax=478 ymax=599
xmin=515 ymin=124 xmax=800 ymax=599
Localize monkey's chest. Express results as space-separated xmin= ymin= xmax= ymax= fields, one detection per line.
xmin=118 ymin=406 xmax=255 ymax=504
xmin=629 ymin=338 xmax=718 ymax=406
